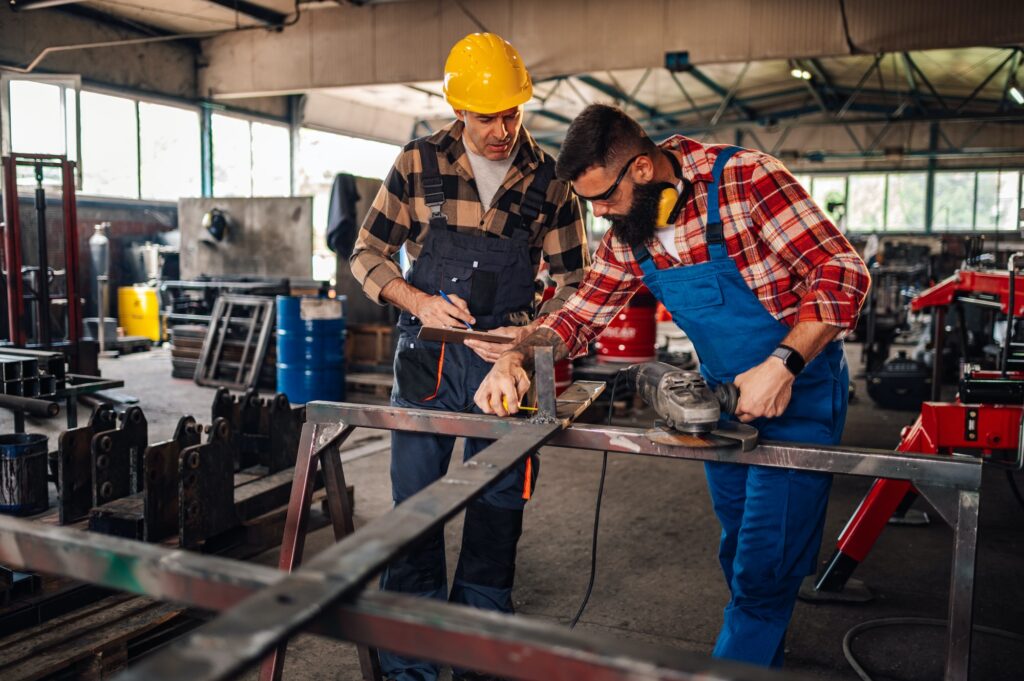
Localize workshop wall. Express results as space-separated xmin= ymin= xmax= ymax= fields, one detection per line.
xmin=178 ymin=197 xmax=313 ymax=281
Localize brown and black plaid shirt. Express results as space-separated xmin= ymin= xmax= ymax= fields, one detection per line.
xmin=350 ymin=121 xmax=589 ymax=314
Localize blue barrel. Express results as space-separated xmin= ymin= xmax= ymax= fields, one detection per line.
xmin=276 ymin=296 xmax=347 ymax=404
xmin=0 ymin=433 xmax=49 ymax=515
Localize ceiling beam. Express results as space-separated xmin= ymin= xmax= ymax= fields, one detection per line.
xmin=9 ymin=0 xmax=87 ymax=9
xmin=680 ymin=66 xmax=759 ymax=121
xmin=198 ymin=0 xmax=1024 ymax=99
xmin=574 ymin=74 xmax=660 ymax=119
xmin=205 ymin=0 xmax=288 ymax=25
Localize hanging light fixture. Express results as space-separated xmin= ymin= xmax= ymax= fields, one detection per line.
xmin=1010 ymin=83 xmax=1024 ymax=106
xmin=788 ymin=60 xmax=812 ymax=80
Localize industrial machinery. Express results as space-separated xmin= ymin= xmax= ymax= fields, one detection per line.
xmin=808 ymin=257 xmax=1024 ymax=600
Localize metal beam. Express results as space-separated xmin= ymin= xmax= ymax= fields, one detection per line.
xmin=9 ymin=0 xmax=87 ymax=9
xmin=710 ymin=62 xmax=751 ymax=127
xmin=904 ymin=52 xmax=949 ymax=112
xmin=838 ymin=54 xmax=884 ymax=119
xmin=683 ymin=66 xmax=759 ymax=121
xmin=0 ymin=396 xmax=983 ymax=681
xmin=301 ymin=403 xmax=981 ymax=490
xmin=575 ymin=74 xmax=661 ymax=119
xmin=118 ymin=379 xmax=606 ymax=681
xmin=205 ymin=0 xmax=288 ymax=25
xmin=0 ymin=516 xmax=780 ymax=681
xmin=956 ymin=49 xmax=1018 ymax=114
xmin=901 ymin=52 xmax=927 ymax=115
xmin=999 ymin=48 xmax=1022 ymax=112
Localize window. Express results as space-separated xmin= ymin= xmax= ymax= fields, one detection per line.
xmin=80 ymin=91 xmax=139 ymax=198
xmin=976 ymin=170 xmax=1020 ymax=231
xmin=212 ymin=115 xmax=292 ymax=198
xmin=932 ymin=172 xmax=975 ymax=231
xmin=932 ymin=170 xmax=1022 ymax=233
xmin=252 ymin=122 xmax=290 ymax=196
xmin=847 ymin=174 xmax=885 ymax=232
xmin=2 ymin=75 xmax=79 ymax=183
xmin=809 ymin=176 xmax=847 ymax=228
xmin=139 ymin=101 xmax=201 ymax=201
xmin=296 ymin=128 xmax=400 ymax=280
xmin=212 ymin=113 xmax=253 ymax=198
xmin=885 ymin=173 xmax=927 ymax=232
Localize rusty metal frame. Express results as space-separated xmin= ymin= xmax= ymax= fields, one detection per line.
xmin=0 ymin=355 xmax=983 ymax=680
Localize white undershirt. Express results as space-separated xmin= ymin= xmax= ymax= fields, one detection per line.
xmin=655 ymin=179 xmax=685 ymax=260
xmin=466 ymin=147 xmax=515 ymax=212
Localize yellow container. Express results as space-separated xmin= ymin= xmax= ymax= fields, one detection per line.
xmin=118 ymin=286 xmax=163 ymax=341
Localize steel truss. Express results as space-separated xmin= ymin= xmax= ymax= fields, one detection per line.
xmin=0 ymin=360 xmax=982 ymax=681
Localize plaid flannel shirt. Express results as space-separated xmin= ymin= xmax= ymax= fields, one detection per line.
xmin=542 ymin=135 xmax=870 ymax=358
xmin=350 ymin=121 xmax=589 ymax=314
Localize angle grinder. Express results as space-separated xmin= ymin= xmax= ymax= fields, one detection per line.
xmin=626 ymin=362 xmax=758 ymax=450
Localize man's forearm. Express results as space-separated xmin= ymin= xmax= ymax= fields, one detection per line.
xmin=779 ymin=321 xmax=842 ymax=363
xmin=380 ymin=278 xmax=427 ymax=316
xmin=504 ymin=327 xmax=569 ymax=370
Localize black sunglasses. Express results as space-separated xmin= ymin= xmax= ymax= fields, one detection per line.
xmin=575 ymin=153 xmax=643 ymax=202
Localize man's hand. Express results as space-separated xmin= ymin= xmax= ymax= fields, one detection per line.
xmin=464 ymin=325 xmax=533 ymax=363
xmin=414 ymin=293 xmax=475 ymax=329
xmin=733 ymin=357 xmax=795 ymax=423
xmin=474 ymin=352 xmax=531 ymax=416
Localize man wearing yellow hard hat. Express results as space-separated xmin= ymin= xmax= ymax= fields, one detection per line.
xmin=350 ymin=32 xmax=589 ymax=681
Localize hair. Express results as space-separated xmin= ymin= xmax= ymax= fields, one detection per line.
xmin=555 ymin=104 xmax=657 ymax=182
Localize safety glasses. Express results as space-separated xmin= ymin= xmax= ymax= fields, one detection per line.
xmin=574 ymin=153 xmax=643 ymax=202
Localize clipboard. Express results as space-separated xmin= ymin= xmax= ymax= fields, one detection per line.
xmin=417 ymin=326 xmax=515 ymax=344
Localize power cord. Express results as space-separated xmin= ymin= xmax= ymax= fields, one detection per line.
xmin=568 ymin=367 xmax=627 ymax=629
xmin=843 ymin=617 xmax=1024 ymax=681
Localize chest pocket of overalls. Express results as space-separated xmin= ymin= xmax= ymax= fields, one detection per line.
xmin=440 ymin=260 xmax=499 ymax=317
xmin=665 ymin=273 xmax=724 ymax=312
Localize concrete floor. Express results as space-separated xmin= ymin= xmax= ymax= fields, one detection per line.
xmin=7 ymin=344 xmax=1023 ymax=681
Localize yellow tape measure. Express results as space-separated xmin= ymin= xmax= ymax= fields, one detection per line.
xmin=502 ymin=397 xmax=538 ymax=412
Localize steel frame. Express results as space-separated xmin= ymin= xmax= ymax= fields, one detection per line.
xmin=0 ymin=376 xmax=983 ymax=680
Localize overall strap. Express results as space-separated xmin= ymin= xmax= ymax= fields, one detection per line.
xmin=705 ymin=146 xmax=742 ymax=252
xmin=631 ymin=242 xmax=659 ymax=277
xmin=417 ymin=140 xmax=449 ymax=231
xmin=519 ymin=161 xmax=555 ymax=229
xmin=503 ymin=160 xmax=555 ymax=239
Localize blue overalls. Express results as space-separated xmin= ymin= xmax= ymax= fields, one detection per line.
xmin=633 ymin=147 xmax=849 ymax=667
xmin=380 ymin=140 xmax=551 ymax=681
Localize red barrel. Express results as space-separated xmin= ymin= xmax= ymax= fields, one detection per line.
xmin=540 ymin=282 xmax=576 ymax=393
xmin=595 ymin=287 xmax=657 ymax=363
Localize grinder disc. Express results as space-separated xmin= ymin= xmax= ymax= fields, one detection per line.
xmin=645 ymin=421 xmax=759 ymax=452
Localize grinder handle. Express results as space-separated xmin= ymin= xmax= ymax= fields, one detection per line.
xmin=714 ymin=383 xmax=740 ymax=417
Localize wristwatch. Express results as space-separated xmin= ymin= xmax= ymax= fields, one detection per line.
xmin=771 ymin=344 xmax=805 ymax=376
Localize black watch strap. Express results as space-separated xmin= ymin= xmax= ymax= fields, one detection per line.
xmin=771 ymin=344 xmax=805 ymax=376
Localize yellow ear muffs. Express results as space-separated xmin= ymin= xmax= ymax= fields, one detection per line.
xmin=656 ymin=187 xmax=678 ymax=228
xmin=657 ymin=182 xmax=693 ymax=229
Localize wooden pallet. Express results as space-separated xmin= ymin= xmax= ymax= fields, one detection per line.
xmin=346 ymin=323 xmax=393 ymax=367
xmin=345 ymin=371 xmax=393 ymax=398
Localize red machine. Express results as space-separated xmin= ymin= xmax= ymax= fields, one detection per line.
xmin=810 ymin=265 xmax=1024 ymax=598
xmin=1 ymin=153 xmax=92 ymax=372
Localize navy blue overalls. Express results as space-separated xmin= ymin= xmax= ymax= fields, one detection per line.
xmin=380 ymin=139 xmax=551 ymax=681
xmin=633 ymin=147 xmax=849 ymax=667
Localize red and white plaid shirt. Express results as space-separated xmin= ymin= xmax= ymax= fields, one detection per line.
xmin=541 ymin=135 xmax=871 ymax=358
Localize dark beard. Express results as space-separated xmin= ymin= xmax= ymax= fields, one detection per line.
xmin=608 ymin=181 xmax=674 ymax=248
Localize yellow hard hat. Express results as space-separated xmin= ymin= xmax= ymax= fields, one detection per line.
xmin=443 ymin=32 xmax=533 ymax=114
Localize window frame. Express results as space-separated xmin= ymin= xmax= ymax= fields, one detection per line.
xmin=1 ymin=73 xmax=82 ymax=187
xmin=799 ymin=166 xmax=1023 ymax=235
